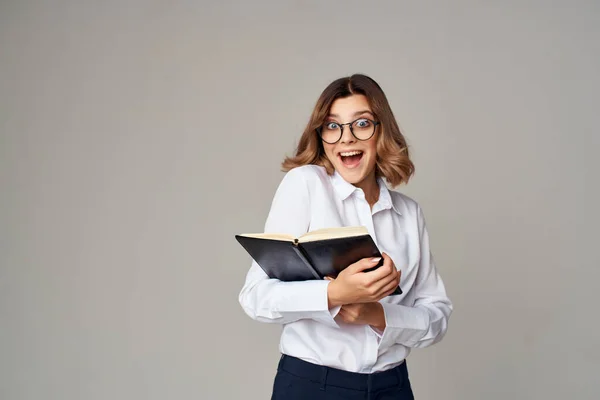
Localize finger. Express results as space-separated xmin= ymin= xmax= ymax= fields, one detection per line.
xmin=361 ymin=261 xmax=391 ymax=284
xmin=339 ymin=304 xmax=356 ymax=314
xmin=380 ymin=253 xmax=396 ymax=276
xmin=337 ymin=309 xmax=348 ymax=321
xmin=386 ymin=268 xmax=401 ymax=288
xmin=368 ymin=267 xmax=398 ymax=298
xmin=369 ymin=263 xmax=398 ymax=291
xmin=376 ymin=275 xmax=401 ymax=298
xmin=364 ymin=253 xmax=395 ymax=282
xmin=347 ymin=257 xmax=382 ymax=274
xmin=369 ymin=274 xmax=397 ymax=298
xmin=338 ymin=309 xmax=356 ymax=323
xmin=341 ymin=304 xmax=357 ymax=313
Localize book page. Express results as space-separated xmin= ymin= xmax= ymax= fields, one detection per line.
xmin=299 ymin=226 xmax=369 ymax=242
xmin=237 ymin=233 xmax=295 ymax=241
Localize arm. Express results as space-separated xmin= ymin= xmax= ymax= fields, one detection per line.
xmin=238 ymin=168 xmax=340 ymax=327
xmin=375 ymin=206 xmax=453 ymax=351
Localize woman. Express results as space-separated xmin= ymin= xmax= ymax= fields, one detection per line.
xmin=238 ymin=74 xmax=452 ymax=399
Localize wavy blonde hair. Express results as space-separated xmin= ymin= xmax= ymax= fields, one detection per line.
xmin=282 ymin=74 xmax=415 ymax=187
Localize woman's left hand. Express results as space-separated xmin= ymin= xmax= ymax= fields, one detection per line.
xmin=337 ymin=302 xmax=385 ymax=330
xmin=324 ymin=276 xmax=386 ymax=330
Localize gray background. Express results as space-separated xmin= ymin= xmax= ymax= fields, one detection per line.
xmin=1 ymin=1 xmax=598 ymax=399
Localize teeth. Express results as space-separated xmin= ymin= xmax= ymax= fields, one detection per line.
xmin=340 ymin=151 xmax=363 ymax=157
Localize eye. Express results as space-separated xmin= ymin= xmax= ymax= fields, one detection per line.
xmin=354 ymin=118 xmax=371 ymax=128
xmin=324 ymin=122 xmax=339 ymax=130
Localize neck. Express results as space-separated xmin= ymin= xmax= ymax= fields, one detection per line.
xmin=355 ymin=172 xmax=380 ymax=207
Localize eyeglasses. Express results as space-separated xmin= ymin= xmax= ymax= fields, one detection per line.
xmin=316 ymin=118 xmax=380 ymax=144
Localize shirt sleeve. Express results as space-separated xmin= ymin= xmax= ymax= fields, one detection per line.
xmin=375 ymin=205 xmax=453 ymax=351
xmin=238 ymin=168 xmax=341 ymax=328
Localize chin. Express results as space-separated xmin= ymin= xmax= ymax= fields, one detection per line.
xmin=328 ymin=150 xmax=377 ymax=185
xmin=334 ymin=164 xmax=371 ymax=185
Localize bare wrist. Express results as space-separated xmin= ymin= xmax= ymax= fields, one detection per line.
xmin=370 ymin=303 xmax=386 ymax=330
xmin=326 ymin=281 xmax=343 ymax=308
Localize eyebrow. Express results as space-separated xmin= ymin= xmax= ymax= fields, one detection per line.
xmin=327 ymin=110 xmax=374 ymax=119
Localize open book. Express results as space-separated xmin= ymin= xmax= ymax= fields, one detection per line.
xmin=236 ymin=226 xmax=402 ymax=296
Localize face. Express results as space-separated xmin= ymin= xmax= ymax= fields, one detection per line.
xmin=320 ymin=94 xmax=379 ymax=188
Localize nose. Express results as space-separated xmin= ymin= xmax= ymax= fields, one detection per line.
xmin=340 ymin=123 xmax=356 ymax=144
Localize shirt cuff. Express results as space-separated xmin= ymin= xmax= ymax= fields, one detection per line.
xmin=377 ymin=302 xmax=430 ymax=350
xmin=300 ymin=280 xmax=341 ymax=328
xmin=329 ymin=305 xmax=341 ymax=318
xmin=370 ymin=325 xmax=384 ymax=338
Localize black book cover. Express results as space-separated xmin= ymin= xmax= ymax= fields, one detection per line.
xmin=235 ymin=233 xmax=402 ymax=296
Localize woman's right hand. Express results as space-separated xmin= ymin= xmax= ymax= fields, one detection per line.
xmin=326 ymin=252 xmax=401 ymax=308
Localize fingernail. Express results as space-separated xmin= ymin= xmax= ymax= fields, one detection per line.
xmin=371 ymin=257 xmax=381 ymax=263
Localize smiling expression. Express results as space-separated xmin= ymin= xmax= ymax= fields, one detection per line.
xmin=320 ymin=94 xmax=379 ymax=189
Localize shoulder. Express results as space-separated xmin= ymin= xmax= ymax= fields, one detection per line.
xmin=273 ymin=164 xmax=329 ymax=198
xmin=285 ymin=164 xmax=328 ymax=179
xmin=388 ymin=188 xmax=423 ymax=218
xmin=282 ymin=164 xmax=330 ymax=187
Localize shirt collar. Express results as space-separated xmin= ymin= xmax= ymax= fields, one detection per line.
xmin=331 ymin=170 xmax=357 ymax=201
xmin=376 ymin=177 xmax=402 ymax=215
xmin=331 ymin=170 xmax=402 ymax=215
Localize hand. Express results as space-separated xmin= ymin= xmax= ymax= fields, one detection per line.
xmin=326 ymin=252 xmax=401 ymax=308
xmin=336 ymin=302 xmax=386 ymax=331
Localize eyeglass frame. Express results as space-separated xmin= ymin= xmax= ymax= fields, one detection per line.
xmin=315 ymin=117 xmax=381 ymax=144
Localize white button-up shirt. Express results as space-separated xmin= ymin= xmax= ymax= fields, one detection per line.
xmin=238 ymin=165 xmax=452 ymax=373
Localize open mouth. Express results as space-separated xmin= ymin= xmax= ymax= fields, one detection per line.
xmin=338 ymin=150 xmax=363 ymax=168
